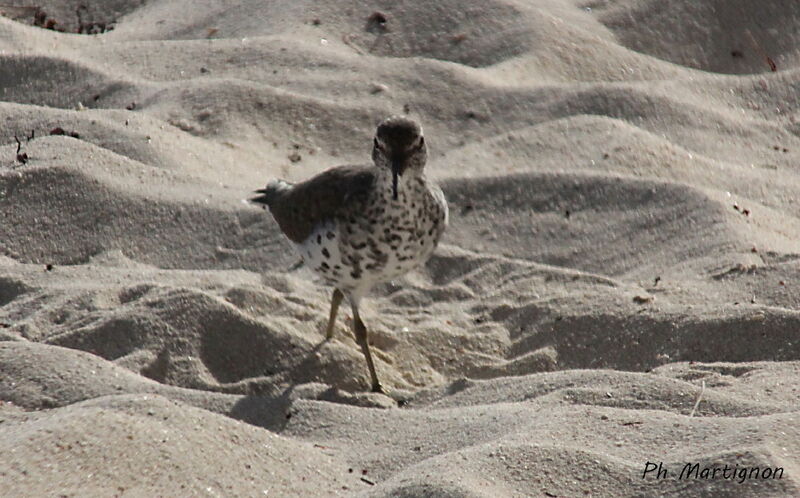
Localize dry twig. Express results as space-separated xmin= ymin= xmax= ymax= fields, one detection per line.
xmin=689 ymin=380 xmax=706 ymax=417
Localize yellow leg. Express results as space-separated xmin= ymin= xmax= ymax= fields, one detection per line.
xmin=351 ymin=303 xmax=383 ymax=393
xmin=325 ymin=288 xmax=343 ymax=340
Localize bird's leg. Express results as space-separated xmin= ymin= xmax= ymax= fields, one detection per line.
xmin=325 ymin=288 xmax=343 ymax=340
xmin=350 ymin=302 xmax=383 ymax=393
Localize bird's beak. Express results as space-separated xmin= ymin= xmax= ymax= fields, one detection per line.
xmin=391 ymin=156 xmax=404 ymax=200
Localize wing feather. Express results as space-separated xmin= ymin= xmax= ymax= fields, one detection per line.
xmin=259 ymin=165 xmax=376 ymax=243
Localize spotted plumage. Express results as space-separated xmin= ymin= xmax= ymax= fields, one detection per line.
xmin=251 ymin=116 xmax=447 ymax=393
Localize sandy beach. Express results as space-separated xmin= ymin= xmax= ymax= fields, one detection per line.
xmin=1 ymin=0 xmax=799 ymax=496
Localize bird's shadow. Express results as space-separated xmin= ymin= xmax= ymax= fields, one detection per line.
xmin=226 ymin=338 xmax=330 ymax=432
xmin=227 ymin=337 xmax=398 ymax=432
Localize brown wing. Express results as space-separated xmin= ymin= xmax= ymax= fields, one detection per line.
xmin=266 ymin=165 xmax=376 ymax=243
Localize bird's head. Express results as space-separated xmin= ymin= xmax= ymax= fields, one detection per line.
xmin=371 ymin=116 xmax=427 ymax=200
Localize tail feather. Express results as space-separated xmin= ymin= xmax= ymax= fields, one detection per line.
xmin=250 ymin=179 xmax=292 ymax=208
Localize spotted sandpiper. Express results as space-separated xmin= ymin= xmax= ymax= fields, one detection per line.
xmin=251 ymin=116 xmax=448 ymax=392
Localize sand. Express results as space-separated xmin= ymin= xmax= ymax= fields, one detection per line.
xmin=1 ymin=0 xmax=799 ymax=496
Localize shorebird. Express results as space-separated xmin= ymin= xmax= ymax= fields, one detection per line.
xmin=251 ymin=116 xmax=448 ymax=393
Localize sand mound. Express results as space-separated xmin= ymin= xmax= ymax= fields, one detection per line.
xmin=0 ymin=53 xmax=139 ymax=110
xmin=112 ymin=0 xmax=533 ymax=68
xmin=2 ymin=0 xmax=800 ymax=495
xmin=3 ymin=340 xmax=798 ymax=495
xmin=595 ymin=0 xmax=800 ymax=74
xmin=282 ymin=372 xmax=799 ymax=496
xmin=0 ymin=393 xmax=361 ymax=496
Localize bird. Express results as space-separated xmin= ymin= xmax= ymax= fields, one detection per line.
xmin=251 ymin=116 xmax=448 ymax=393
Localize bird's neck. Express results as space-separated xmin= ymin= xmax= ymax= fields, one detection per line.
xmin=376 ymin=167 xmax=425 ymax=184
xmin=376 ymin=167 xmax=425 ymax=202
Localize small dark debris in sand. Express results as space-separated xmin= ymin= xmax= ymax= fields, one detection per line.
xmin=460 ymin=204 xmax=474 ymax=215
xmin=463 ymin=109 xmax=489 ymax=122
xmin=200 ymin=67 xmax=209 ymax=73
xmin=564 ymin=209 xmax=571 ymax=219
xmin=288 ymin=152 xmax=302 ymax=163
xmin=45 ymin=264 xmax=53 ymax=271
xmin=76 ymin=5 xmax=114 ymax=34
xmin=34 ymin=9 xmax=63 ymax=32
xmin=731 ymin=50 xmax=744 ymax=58
xmin=6 ymin=6 xmax=115 ymax=34
xmin=126 ymin=102 xmax=137 ymax=111
xmin=766 ymin=57 xmax=777 ymax=72
xmin=451 ymin=33 xmax=468 ymax=44
xmin=370 ymin=83 xmax=388 ymax=94
xmin=745 ymin=30 xmax=777 ymax=72
xmin=5 ymin=7 xmax=112 ymax=33
xmin=654 ymin=276 xmax=661 ymax=286
xmin=621 ymin=420 xmax=643 ymax=426
xmin=732 ymin=203 xmax=751 ymax=216
xmin=633 ymin=295 xmax=653 ymax=304
xmin=366 ymin=12 xmax=388 ymax=34
xmin=0 ymin=322 xmax=10 ymax=328
xmin=402 ymin=103 xmax=411 ymax=114
xmin=360 ymin=477 xmax=375 ymax=485
xmin=311 ymin=18 xmax=321 ymax=26
xmin=50 ymin=127 xmax=80 ymax=139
